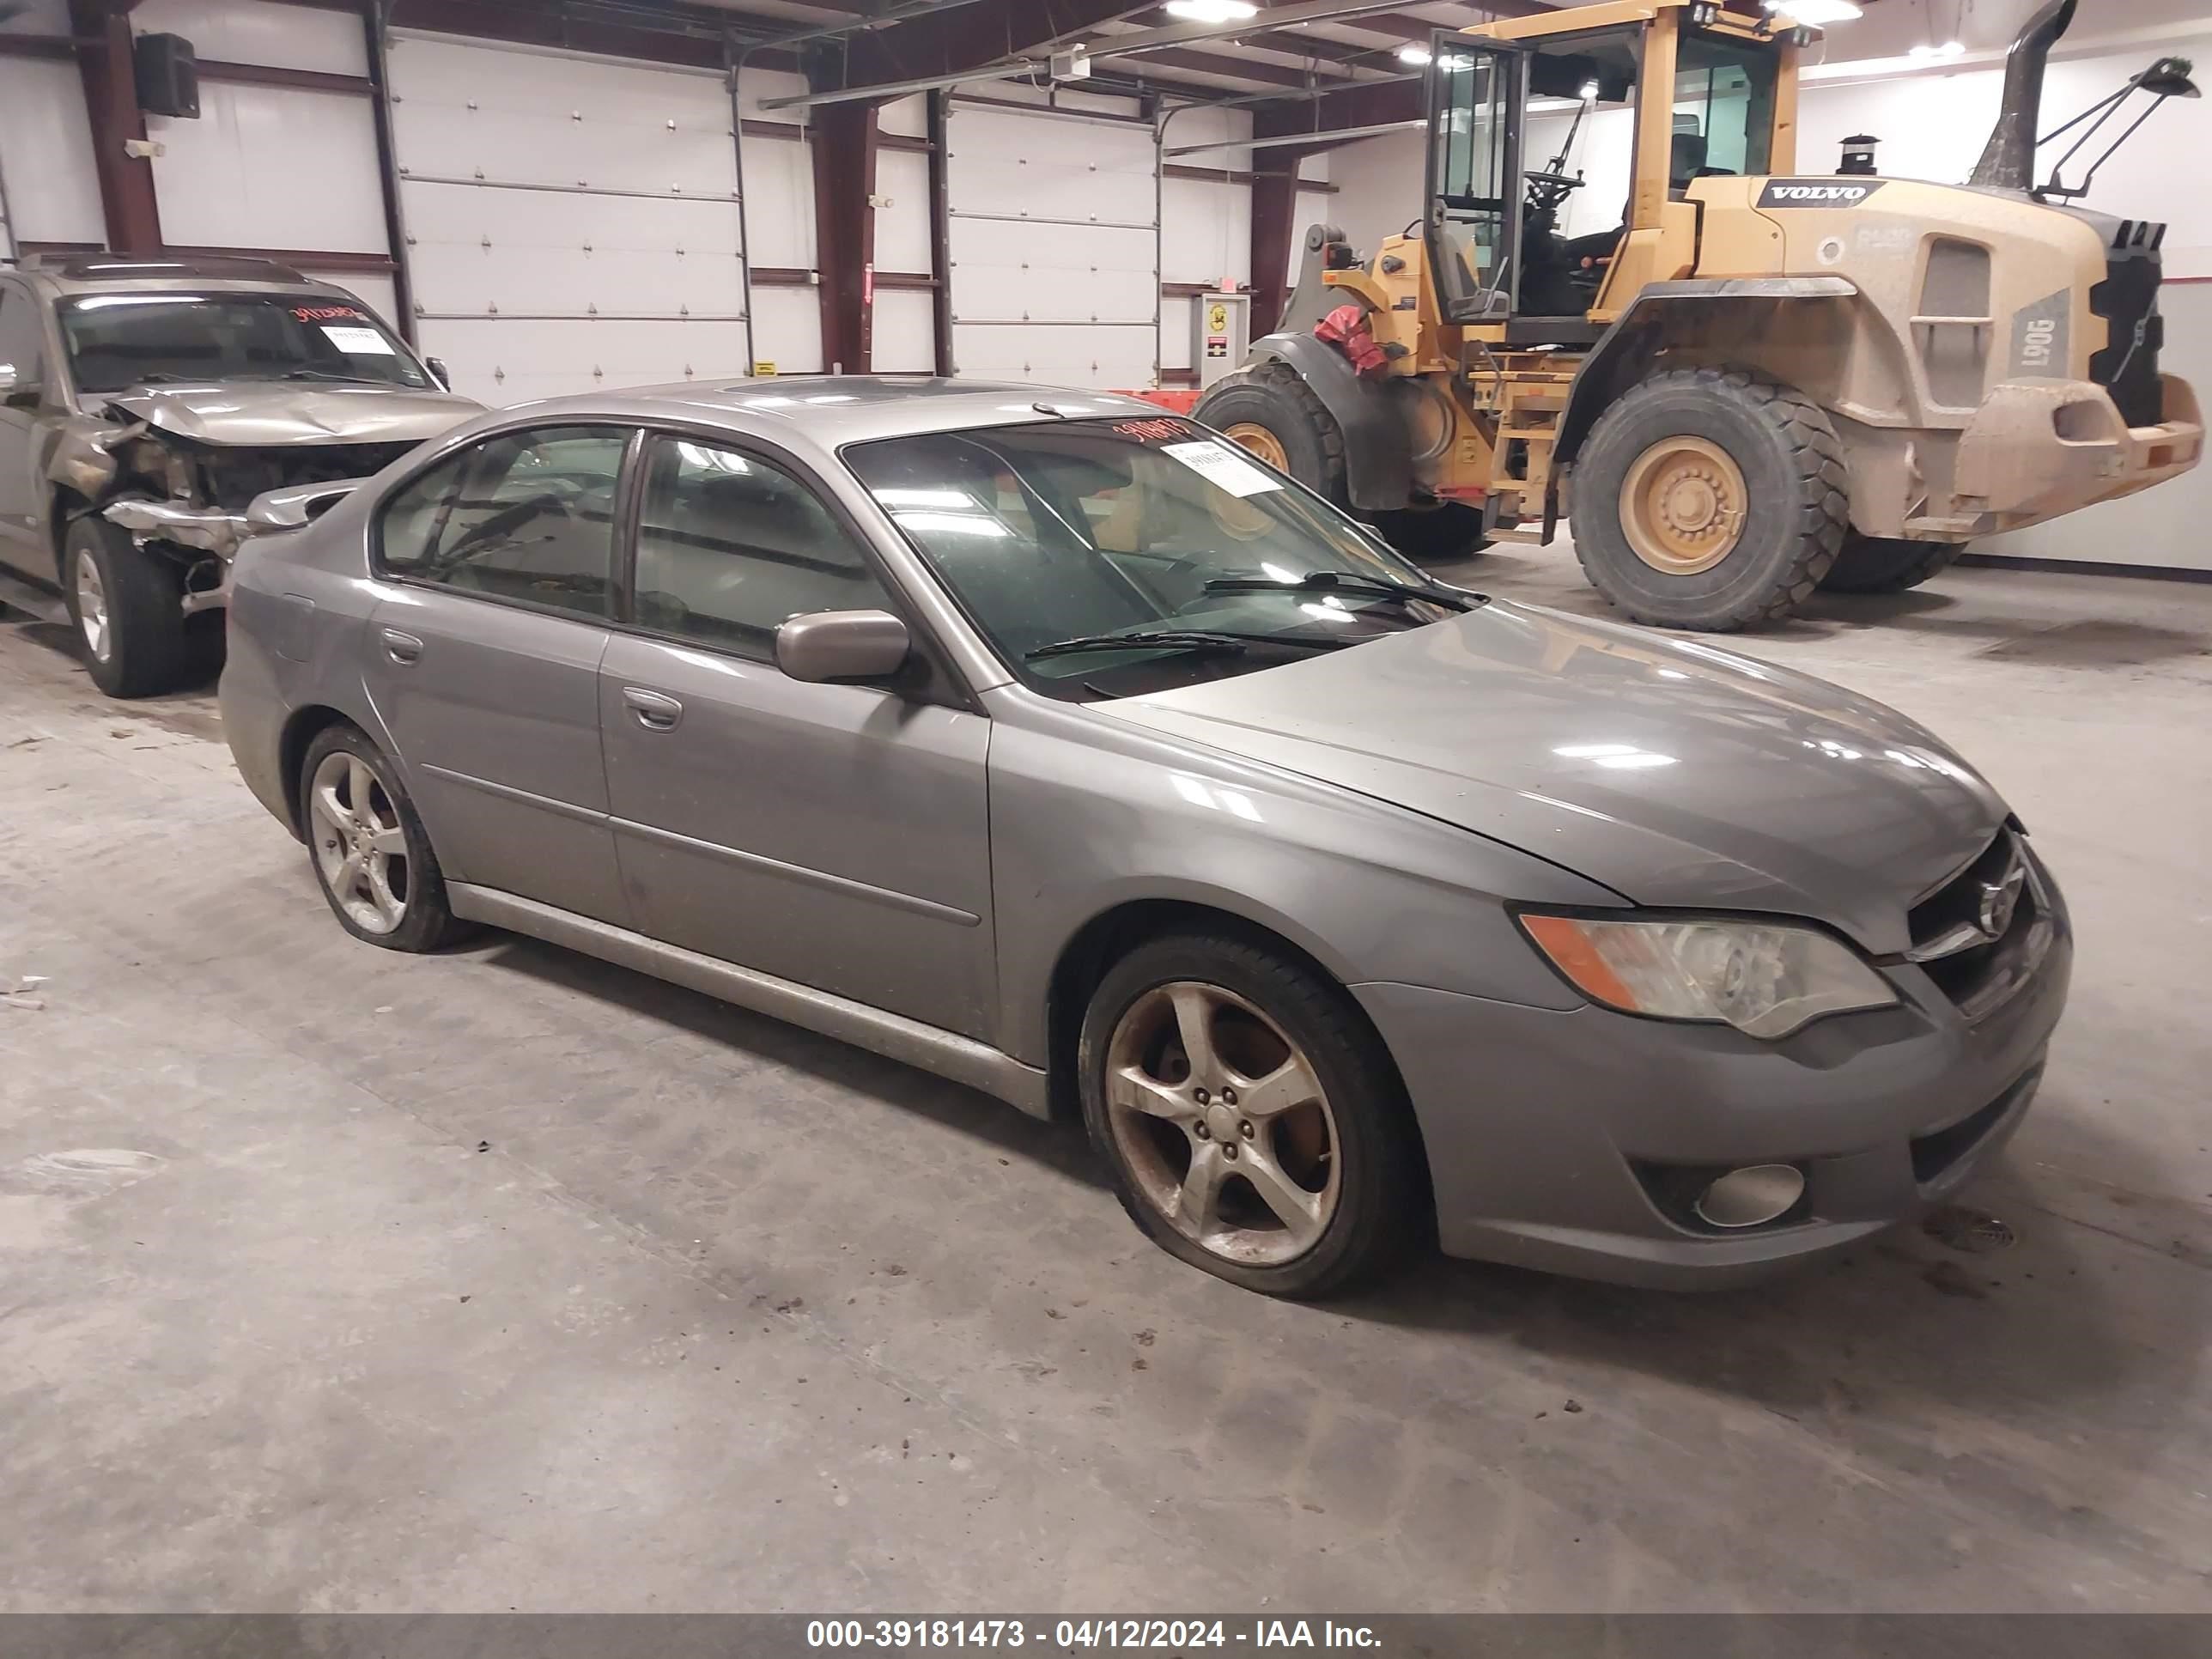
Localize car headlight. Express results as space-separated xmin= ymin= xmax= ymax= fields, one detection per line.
xmin=1517 ymin=912 xmax=1899 ymax=1039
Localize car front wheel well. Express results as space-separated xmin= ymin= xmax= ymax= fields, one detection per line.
xmin=278 ymin=706 xmax=361 ymax=839
xmin=1044 ymin=899 xmax=1407 ymax=1123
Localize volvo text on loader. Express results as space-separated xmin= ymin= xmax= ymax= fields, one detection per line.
xmin=1192 ymin=0 xmax=2203 ymax=630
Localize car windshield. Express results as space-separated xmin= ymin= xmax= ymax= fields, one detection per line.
xmin=844 ymin=416 xmax=1473 ymax=700
xmin=59 ymin=293 xmax=432 ymax=393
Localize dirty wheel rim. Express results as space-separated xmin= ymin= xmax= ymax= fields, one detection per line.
xmin=308 ymin=750 xmax=410 ymax=936
xmin=1223 ymin=422 xmax=1291 ymax=472
xmin=73 ymin=550 xmax=111 ymax=662
xmin=1620 ymin=435 xmax=1747 ymax=574
xmin=1103 ymin=981 xmax=1340 ymax=1267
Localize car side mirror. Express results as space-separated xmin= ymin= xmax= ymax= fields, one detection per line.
xmin=425 ymin=356 xmax=452 ymax=391
xmin=775 ymin=609 xmax=911 ymax=684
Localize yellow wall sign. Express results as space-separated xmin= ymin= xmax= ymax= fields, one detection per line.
xmin=753 ymin=362 xmax=777 ymax=376
xmin=1206 ymin=302 xmax=1230 ymax=334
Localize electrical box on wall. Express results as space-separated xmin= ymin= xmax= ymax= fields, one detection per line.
xmin=134 ymin=33 xmax=200 ymax=119
xmin=1192 ymin=290 xmax=1249 ymax=391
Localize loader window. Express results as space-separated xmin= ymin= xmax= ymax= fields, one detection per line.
xmin=1673 ymin=33 xmax=1778 ymax=180
xmin=1427 ymin=46 xmax=1521 ymax=319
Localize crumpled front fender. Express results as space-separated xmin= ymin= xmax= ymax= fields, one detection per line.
xmin=46 ymin=412 xmax=145 ymax=497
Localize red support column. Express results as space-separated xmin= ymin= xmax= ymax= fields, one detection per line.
xmin=810 ymin=96 xmax=879 ymax=374
xmin=70 ymin=0 xmax=162 ymax=255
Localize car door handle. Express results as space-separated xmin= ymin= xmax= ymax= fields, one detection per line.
xmin=622 ymin=686 xmax=684 ymax=731
xmin=380 ymin=628 xmax=423 ymax=665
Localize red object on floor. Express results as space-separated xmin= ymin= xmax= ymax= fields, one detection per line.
xmin=1121 ymin=387 xmax=1202 ymax=414
xmin=1314 ymin=303 xmax=1388 ymax=376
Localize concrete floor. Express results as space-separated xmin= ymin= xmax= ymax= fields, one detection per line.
xmin=3 ymin=554 xmax=2209 ymax=1614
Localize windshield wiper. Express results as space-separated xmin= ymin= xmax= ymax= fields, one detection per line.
xmin=282 ymin=368 xmax=374 ymax=383
xmin=1202 ymin=570 xmax=1480 ymax=612
xmin=1026 ymin=628 xmax=1352 ymax=662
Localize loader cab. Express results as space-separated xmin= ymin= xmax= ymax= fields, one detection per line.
xmin=1421 ymin=5 xmax=1795 ymax=336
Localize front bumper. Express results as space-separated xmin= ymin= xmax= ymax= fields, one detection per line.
xmin=1950 ymin=372 xmax=2201 ymax=530
xmin=1355 ymin=896 xmax=2072 ymax=1289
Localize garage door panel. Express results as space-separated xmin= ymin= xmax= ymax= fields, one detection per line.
xmin=150 ymin=83 xmax=388 ymax=255
xmin=876 ymin=151 xmax=933 ymax=275
xmin=951 ymin=324 xmax=1155 ymax=390
xmin=946 ymin=155 xmax=1153 ymax=228
xmin=415 ymin=319 xmax=754 ymax=405
xmin=872 ymin=291 xmax=936 ymax=374
xmin=949 ymin=221 xmax=1154 ymax=325
xmin=403 ymin=185 xmax=744 ymax=319
xmin=946 ymin=106 xmax=1154 ymax=228
xmin=401 ymin=181 xmax=743 ymax=253
xmin=749 ymin=288 xmax=825 ymax=374
xmin=390 ymin=38 xmax=736 ymax=198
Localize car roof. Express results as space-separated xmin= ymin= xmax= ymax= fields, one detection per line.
xmin=498 ymin=376 xmax=1176 ymax=447
xmin=14 ymin=254 xmax=361 ymax=301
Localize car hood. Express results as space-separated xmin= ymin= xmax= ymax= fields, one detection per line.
xmin=102 ymin=381 xmax=483 ymax=447
xmin=1093 ymin=599 xmax=2008 ymax=953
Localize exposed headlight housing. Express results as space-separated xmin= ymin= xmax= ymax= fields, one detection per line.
xmin=1518 ymin=913 xmax=1899 ymax=1039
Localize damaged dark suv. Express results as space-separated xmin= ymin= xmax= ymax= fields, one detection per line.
xmin=0 ymin=255 xmax=481 ymax=697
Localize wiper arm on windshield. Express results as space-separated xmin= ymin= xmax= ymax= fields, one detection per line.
xmin=1202 ymin=569 xmax=1480 ymax=612
xmin=1025 ymin=628 xmax=1352 ymax=662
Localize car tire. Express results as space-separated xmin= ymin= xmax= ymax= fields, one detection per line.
xmin=1818 ymin=534 xmax=1962 ymax=593
xmin=299 ymin=724 xmax=467 ymax=953
xmin=63 ymin=514 xmax=198 ymax=699
xmin=1571 ymin=364 xmax=1848 ymax=630
xmin=1078 ymin=930 xmax=1426 ymax=1298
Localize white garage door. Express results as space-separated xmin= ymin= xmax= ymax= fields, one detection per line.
xmin=386 ymin=33 xmax=750 ymax=405
xmin=945 ymin=99 xmax=1157 ymax=392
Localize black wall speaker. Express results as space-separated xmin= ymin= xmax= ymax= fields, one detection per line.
xmin=134 ymin=33 xmax=200 ymax=120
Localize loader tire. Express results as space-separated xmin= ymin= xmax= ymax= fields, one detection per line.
xmin=1571 ymin=365 xmax=1848 ymax=631
xmin=1818 ymin=535 xmax=1961 ymax=593
xmin=1196 ymin=359 xmax=1350 ymax=508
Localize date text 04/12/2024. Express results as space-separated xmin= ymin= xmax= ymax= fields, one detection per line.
xmin=805 ymin=1620 xmax=1383 ymax=1650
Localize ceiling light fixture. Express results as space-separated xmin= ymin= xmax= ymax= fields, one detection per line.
xmin=1164 ymin=0 xmax=1259 ymax=21
xmin=1763 ymin=0 xmax=1863 ymax=23
xmin=1396 ymin=44 xmax=1432 ymax=65
xmin=1909 ymin=40 xmax=1966 ymax=61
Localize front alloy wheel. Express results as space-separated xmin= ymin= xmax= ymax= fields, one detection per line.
xmin=1103 ymin=980 xmax=1341 ymax=1266
xmin=73 ymin=548 xmax=112 ymax=663
xmin=1079 ymin=931 xmax=1424 ymax=1297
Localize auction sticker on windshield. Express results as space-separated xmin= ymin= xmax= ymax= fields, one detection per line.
xmin=320 ymin=325 xmax=396 ymax=355
xmin=1163 ymin=439 xmax=1282 ymax=498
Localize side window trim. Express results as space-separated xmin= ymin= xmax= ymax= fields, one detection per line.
xmin=617 ymin=424 xmax=981 ymax=712
xmin=368 ymin=419 xmax=643 ymax=629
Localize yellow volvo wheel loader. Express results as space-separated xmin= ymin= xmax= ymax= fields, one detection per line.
xmin=1194 ymin=0 xmax=2203 ymax=630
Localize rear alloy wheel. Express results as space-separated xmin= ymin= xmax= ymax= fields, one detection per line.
xmin=1818 ymin=535 xmax=1962 ymax=593
xmin=1079 ymin=932 xmax=1424 ymax=1297
xmin=300 ymin=725 xmax=465 ymax=953
xmin=1571 ymin=365 xmax=1848 ymax=630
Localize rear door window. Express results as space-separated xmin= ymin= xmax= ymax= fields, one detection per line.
xmin=377 ymin=425 xmax=631 ymax=618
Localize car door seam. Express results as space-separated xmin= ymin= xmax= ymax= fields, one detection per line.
xmin=609 ymin=814 xmax=981 ymax=927
xmin=421 ymin=762 xmax=611 ymax=828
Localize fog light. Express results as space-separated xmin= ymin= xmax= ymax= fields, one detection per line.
xmin=1694 ymin=1164 xmax=1805 ymax=1230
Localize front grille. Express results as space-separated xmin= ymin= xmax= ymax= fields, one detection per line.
xmin=2090 ymin=220 xmax=2165 ymax=428
xmin=1905 ymin=831 xmax=2053 ymax=1016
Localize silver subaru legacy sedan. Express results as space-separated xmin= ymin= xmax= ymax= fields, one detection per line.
xmin=220 ymin=378 xmax=2069 ymax=1297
